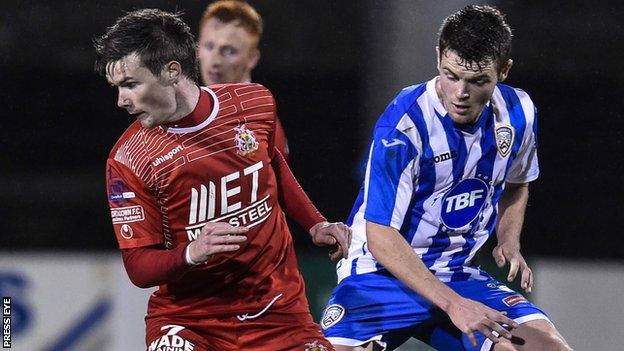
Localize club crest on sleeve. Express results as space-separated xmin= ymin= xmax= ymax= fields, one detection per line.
xmin=234 ymin=124 xmax=259 ymax=156
xmin=321 ymin=304 xmax=345 ymax=330
xmin=495 ymin=124 xmax=514 ymax=157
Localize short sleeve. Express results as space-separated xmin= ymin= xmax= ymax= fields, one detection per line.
xmin=363 ymin=103 xmax=419 ymax=230
xmin=507 ymin=106 xmax=540 ymax=183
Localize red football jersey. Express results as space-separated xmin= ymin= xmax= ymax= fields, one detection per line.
xmin=106 ymin=84 xmax=312 ymax=319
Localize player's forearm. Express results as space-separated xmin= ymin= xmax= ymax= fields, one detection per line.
xmin=366 ymin=221 xmax=462 ymax=313
xmin=271 ymin=148 xmax=326 ymax=230
xmin=121 ymin=244 xmax=191 ymax=288
xmin=274 ymin=117 xmax=290 ymax=160
xmin=496 ymin=182 xmax=529 ymax=246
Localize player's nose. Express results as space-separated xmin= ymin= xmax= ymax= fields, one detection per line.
xmin=208 ymin=51 xmax=222 ymax=66
xmin=117 ymin=89 xmax=131 ymax=108
xmin=456 ymin=81 xmax=470 ymax=100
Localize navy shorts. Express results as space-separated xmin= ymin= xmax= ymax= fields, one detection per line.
xmin=321 ymin=270 xmax=550 ymax=351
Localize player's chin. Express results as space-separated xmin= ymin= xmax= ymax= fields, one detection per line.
xmin=139 ymin=117 xmax=157 ymax=129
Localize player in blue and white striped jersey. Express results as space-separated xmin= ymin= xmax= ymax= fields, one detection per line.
xmin=321 ymin=5 xmax=571 ymax=351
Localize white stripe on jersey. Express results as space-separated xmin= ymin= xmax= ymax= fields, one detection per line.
xmin=390 ymin=114 xmax=421 ymax=229
xmin=337 ymin=77 xmax=539 ymax=283
xmin=166 ymin=88 xmax=220 ymax=134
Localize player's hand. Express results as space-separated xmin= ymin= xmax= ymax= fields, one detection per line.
xmin=446 ymin=296 xmax=518 ymax=347
xmin=492 ymin=241 xmax=533 ymax=293
xmin=309 ymin=221 xmax=352 ymax=261
xmin=188 ymin=222 xmax=249 ymax=264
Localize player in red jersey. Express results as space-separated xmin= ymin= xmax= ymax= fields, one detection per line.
xmin=197 ymin=0 xmax=290 ymax=160
xmin=94 ymin=9 xmax=350 ymax=351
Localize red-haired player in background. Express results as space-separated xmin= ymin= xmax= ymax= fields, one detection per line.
xmin=197 ymin=0 xmax=290 ymax=161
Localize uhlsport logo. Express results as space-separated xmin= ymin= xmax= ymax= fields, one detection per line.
xmin=152 ymin=145 xmax=184 ymax=167
xmin=120 ymin=224 xmax=134 ymax=239
xmin=234 ymin=124 xmax=259 ymax=156
xmin=495 ymin=124 xmax=514 ymax=157
xmin=440 ymin=178 xmax=489 ymax=231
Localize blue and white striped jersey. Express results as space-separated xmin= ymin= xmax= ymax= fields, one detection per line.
xmin=337 ymin=78 xmax=539 ymax=283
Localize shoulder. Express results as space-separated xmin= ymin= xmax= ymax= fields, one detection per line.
xmin=494 ymin=83 xmax=537 ymax=124
xmin=378 ymin=82 xmax=428 ymax=127
xmin=205 ymin=83 xmax=277 ymax=117
xmin=108 ymin=121 xmax=160 ymax=177
xmin=206 ymin=82 xmax=275 ymax=101
xmin=392 ymin=82 xmax=429 ymax=113
xmin=495 ymin=83 xmax=536 ymax=111
xmin=108 ymin=121 xmax=143 ymax=159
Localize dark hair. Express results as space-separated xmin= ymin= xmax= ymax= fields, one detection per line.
xmin=438 ymin=5 xmax=512 ymax=72
xmin=94 ymin=9 xmax=198 ymax=81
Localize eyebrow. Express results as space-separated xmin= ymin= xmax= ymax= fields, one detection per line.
xmin=469 ymin=74 xmax=490 ymax=80
xmin=108 ymin=76 xmax=133 ymax=87
xmin=442 ymin=67 xmax=490 ymax=80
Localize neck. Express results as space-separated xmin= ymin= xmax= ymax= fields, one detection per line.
xmin=242 ymin=73 xmax=252 ymax=83
xmin=167 ymin=79 xmax=200 ymax=124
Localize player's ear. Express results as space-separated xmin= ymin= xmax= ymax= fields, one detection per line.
xmin=435 ymin=46 xmax=441 ymax=69
xmin=247 ymin=48 xmax=260 ymax=71
xmin=498 ymin=59 xmax=513 ymax=82
xmin=164 ymin=61 xmax=182 ymax=84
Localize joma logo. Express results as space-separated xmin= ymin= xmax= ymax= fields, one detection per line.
xmin=433 ymin=150 xmax=457 ymax=164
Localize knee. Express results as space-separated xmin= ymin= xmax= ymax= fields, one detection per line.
xmin=493 ymin=332 xmax=572 ymax=351
xmin=540 ymin=333 xmax=572 ymax=351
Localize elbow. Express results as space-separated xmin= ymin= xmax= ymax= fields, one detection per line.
xmin=365 ymin=222 xmax=387 ymax=260
xmin=121 ymin=247 xmax=158 ymax=288
xmin=125 ymin=267 xmax=157 ymax=289
xmin=367 ymin=234 xmax=381 ymax=258
xmin=127 ymin=275 xmax=154 ymax=289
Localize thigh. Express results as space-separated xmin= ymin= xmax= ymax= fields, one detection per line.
xmin=146 ymin=317 xmax=235 ymax=351
xmin=238 ymin=312 xmax=335 ymax=351
xmin=321 ymin=272 xmax=435 ymax=350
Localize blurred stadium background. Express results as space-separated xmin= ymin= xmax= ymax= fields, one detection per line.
xmin=1 ymin=1 xmax=623 ymax=350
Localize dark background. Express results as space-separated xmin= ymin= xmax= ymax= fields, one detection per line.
xmin=1 ymin=1 xmax=622 ymax=260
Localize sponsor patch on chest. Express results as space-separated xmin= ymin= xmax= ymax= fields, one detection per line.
xmin=440 ymin=178 xmax=489 ymax=230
